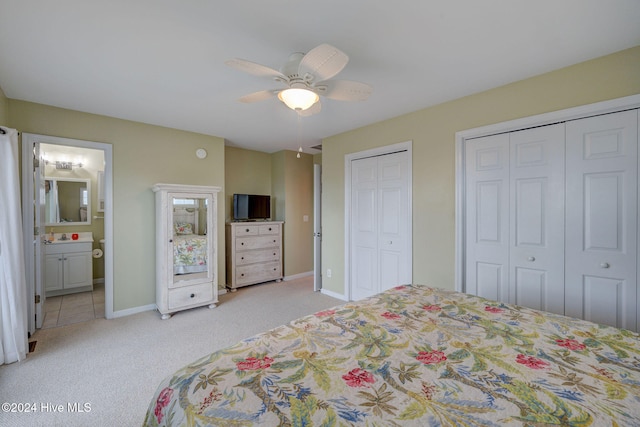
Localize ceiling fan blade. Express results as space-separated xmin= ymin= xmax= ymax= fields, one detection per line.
xmin=225 ymin=58 xmax=288 ymax=82
xmin=317 ymin=79 xmax=373 ymax=101
xmin=238 ymin=90 xmax=277 ymax=103
xmin=298 ymin=44 xmax=348 ymax=82
xmin=297 ymin=100 xmax=321 ymax=117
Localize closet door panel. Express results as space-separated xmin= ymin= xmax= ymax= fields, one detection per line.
xmin=351 ymin=157 xmax=378 ymax=301
xmin=565 ymin=110 xmax=638 ymax=330
xmin=582 ymin=276 xmax=626 ymax=327
xmin=509 ymin=124 xmax=565 ymax=315
xmin=378 ymin=151 xmax=411 ymax=292
xmin=465 ymin=133 xmax=509 ymax=301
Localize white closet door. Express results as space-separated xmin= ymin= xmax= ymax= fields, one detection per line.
xmin=351 ymin=151 xmax=410 ymax=300
xmin=351 ymin=156 xmax=379 ymax=300
xmin=565 ymin=110 xmax=638 ymax=330
xmin=509 ymin=124 xmax=565 ymax=314
xmin=465 ymin=133 xmax=510 ymax=302
xmin=378 ymin=152 xmax=410 ymax=292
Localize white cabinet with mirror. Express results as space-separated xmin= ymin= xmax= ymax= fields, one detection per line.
xmin=45 ymin=177 xmax=91 ymax=226
xmin=153 ymin=183 xmax=221 ymax=319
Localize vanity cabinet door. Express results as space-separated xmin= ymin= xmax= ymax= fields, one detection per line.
xmin=44 ymin=253 xmax=64 ymax=292
xmin=65 ymin=251 xmax=93 ymax=289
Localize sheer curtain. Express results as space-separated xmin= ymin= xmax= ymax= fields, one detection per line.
xmin=0 ymin=126 xmax=28 ymax=364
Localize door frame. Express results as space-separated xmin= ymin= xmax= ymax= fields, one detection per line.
xmin=455 ymin=94 xmax=640 ymax=294
xmin=22 ymin=133 xmax=114 ymax=333
xmin=344 ymin=140 xmax=412 ymax=301
xmin=313 ymin=164 xmax=322 ymax=292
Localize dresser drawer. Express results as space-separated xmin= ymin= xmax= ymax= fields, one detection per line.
xmin=167 ymin=282 xmax=213 ymax=310
xmin=236 ymin=248 xmax=280 ymax=265
xmin=236 ymin=261 xmax=281 ymax=285
xmin=258 ymin=224 xmax=280 ymax=235
xmin=234 ymin=225 xmax=259 ymax=236
xmin=234 ymin=224 xmax=280 ymax=236
xmin=236 ymin=235 xmax=280 ymax=250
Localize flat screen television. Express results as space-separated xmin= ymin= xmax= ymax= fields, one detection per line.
xmin=233 ymin=194 xmax=271 ymax=221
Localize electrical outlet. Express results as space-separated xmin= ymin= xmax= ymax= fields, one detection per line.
xmin=326 ymin=269 xmax=332 ymax=278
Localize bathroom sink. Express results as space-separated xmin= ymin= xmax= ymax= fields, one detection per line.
xmin=46 ymin=232 xmax=94 ymax=244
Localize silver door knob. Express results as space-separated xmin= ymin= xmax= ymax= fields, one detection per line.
xmin=600 ymin=262 xmax=610 ymax=269
xmin=528 ymin=256 xmax=535 ymax=262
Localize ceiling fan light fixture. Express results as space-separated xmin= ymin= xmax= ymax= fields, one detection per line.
xmin=278 ymin=88 xmax=319 ymax=111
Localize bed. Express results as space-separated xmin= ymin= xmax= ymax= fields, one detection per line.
xmin=143 ymin=285 xmax=640 ymax=426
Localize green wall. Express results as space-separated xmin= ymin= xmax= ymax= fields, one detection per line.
xmin=8 ymin=100 xmax=226 ymax=312
xmin=225 ymin=146 xmax=315 ymax=278
xmin=277 ymin=151 xmax=314 ymax=277
xmin=224 ymin=146 xmax=272 ymax=221
xmin=321 ymin=45 xmax=640 ymax=296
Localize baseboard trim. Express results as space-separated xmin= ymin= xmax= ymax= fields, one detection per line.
xmin=111 ymin=291 xmax=227 ymax=318
xmin=112 ymin=303 xmax=156 ymax=318
xmin=283 ymin=271 xmax=313 ymax=281
xmin=320 ymin=288 xmax=348 ymax=301
xmin=93 ymin=278 xmax=105 ymax=285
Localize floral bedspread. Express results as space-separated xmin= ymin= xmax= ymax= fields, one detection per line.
xmin=173 ymin=234 xmax=207 ymax=275
xmin=143 ymin=285 xmax=640 ymax=426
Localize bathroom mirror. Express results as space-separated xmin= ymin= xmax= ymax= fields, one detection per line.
xmin=45 ymin=178 xmax=91 ymax=226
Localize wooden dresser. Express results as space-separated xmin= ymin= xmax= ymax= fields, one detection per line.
xmin=226 ymin=221 xmax=283 ymax=290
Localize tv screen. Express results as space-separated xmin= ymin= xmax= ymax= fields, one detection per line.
xmin=233 ymin=194 xmax=271 ymax=221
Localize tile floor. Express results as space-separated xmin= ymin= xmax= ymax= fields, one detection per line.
xmin=42 ymin=283 xmax=105 ymax=328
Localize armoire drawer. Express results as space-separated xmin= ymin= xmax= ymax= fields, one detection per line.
xmin=236 ymin=262 xmax=281 ymax=285
xmin=236 ymin=235 xmax=280 ymax=250
xmin=236 ymin=248 xmax=280 ymax=265
xmin=167 ymin=282 xmax=213 ymax=310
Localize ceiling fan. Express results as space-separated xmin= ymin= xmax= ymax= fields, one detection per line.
xmin=225 ymin=43 xmax=372 ymax=116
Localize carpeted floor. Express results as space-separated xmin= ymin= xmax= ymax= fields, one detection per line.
xmin=0 ymin=277 xmax=342 ymax=427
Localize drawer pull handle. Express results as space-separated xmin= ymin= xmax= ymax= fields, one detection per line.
xmin=241 ymin=242 xmax=244 ymax=245
xmin=600 ymin=262 xmax=610 ymax=269
xmin=246 ymin=229 xmax=250 ymax=232
xmin=190 ymin=293 xmax=195 ymax=298
xmin=528 ymin=256 xmax=535 ymax=262
xmin=268 ymin=227 xmax=272 ymax=231
xmin=241 ymin=257 xmax=244 ymax=260
xmin=241 ymin=273 xmax=244 ymax=277
xmin=169 ymin=239 xmax=173 ymax=243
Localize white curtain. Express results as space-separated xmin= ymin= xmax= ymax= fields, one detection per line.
xmin=0 ymin=126 xmax=28 ymax=364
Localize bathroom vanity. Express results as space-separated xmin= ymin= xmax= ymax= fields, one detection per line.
xmin=44 ymin=232 xmax=93 ymax=296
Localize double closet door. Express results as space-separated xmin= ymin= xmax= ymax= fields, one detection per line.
xmin=465 ymin=109 xmax=638 ymax=331
xmin=350 ymin=150 xmax=411 ymax=301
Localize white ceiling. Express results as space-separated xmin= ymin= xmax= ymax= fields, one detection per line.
xmin=1 ymin=1 xmax=639 ymax=154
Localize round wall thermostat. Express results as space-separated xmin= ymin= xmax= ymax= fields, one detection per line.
xmin=196 ymin=148 xmax=207 ymax=159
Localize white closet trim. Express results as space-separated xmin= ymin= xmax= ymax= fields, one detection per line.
xmin=455 ymin=94 xmax=640 ymax=293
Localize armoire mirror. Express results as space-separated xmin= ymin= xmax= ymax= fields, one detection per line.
xmin=172 ymin=196 xmax=209 ymax=282
xmin=45 ymin=178 xmax=91 ymax=226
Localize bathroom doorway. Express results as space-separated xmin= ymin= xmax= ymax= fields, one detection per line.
xmin=22 ymin=133 xmax=113 ymax=334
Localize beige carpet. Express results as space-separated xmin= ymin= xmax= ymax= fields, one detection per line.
xmin=0 ymin=277 xmax=342 ymax=426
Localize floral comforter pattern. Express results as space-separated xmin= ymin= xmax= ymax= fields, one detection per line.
xmin=173 ymin=234 xmax=207 ymax=275
xmin=143 ymin=285 xmax=640 ymax=426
